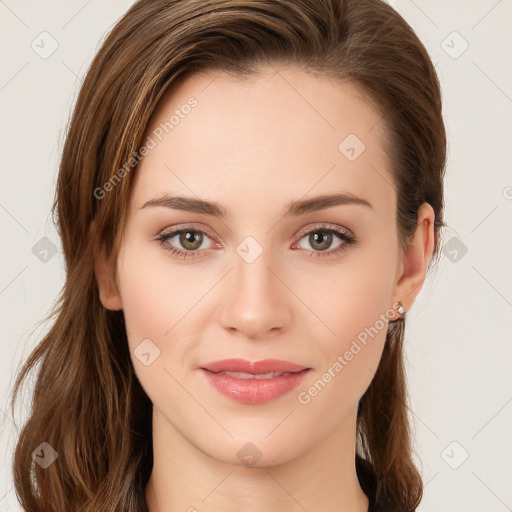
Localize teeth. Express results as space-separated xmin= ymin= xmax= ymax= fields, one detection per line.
xmin=215 ymin=371 xmax=293 ymax=379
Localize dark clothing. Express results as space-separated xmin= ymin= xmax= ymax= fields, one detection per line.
xmin=356 ymin=455 xmax=390 ymax=512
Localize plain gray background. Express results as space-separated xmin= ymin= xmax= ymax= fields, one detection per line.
xmin=1 ymin=1 xmax=511 ymax=511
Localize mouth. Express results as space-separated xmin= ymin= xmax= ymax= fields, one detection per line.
xmin=199 ymin=358 xmax=310 ymax=374
xmin=206 ymin=370 xmax=299 ymax=379
xmin=198 ymin=359 xmax=311 ymax=404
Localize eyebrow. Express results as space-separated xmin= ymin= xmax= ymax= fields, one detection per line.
xmin=140 ymin=192 xmax=373 ymax=217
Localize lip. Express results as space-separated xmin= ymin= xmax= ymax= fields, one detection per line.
xmin=200 ymin=358 xmax=309 ymax=374
xmin=199 ymin=359 xmax=311 ymax=404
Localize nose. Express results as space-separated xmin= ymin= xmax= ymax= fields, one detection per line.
xmin=217 ymin=246 xmax=293 ymax=340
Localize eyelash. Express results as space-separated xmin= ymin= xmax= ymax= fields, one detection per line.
xmin=154 ymin=223 xmax=357 ymax=260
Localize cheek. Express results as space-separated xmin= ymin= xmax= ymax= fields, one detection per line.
xmin=114 ymin=242 xmax=199 ymax=383
xmin=300 ymin=243 xmax=397 ymax=403
xmin=309 ymin=244 xmax=396 ymax=346
xmin=115 ymin=244 xmax=209 ymax=413
xmin=296 ymin=291 xmax=391 ymax=422
xmin=116 ymin=240 xmax=201 ymax=346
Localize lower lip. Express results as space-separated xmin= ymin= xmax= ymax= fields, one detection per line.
xmin=200 ymin=368 xmax=311 ymax=404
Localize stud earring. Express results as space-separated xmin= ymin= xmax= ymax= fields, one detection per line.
xmin=396 ymin=302 xmax=406 ymax=318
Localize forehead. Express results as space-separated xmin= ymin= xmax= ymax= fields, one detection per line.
xmin=130 ymin=65 xmax=395 ymax=218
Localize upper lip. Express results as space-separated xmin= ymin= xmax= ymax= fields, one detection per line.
xmin=200 ymin=358 xmax=310 ymax=374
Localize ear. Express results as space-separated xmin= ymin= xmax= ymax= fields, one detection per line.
xmin=391 ymin=202 xmax=435 ymax=317
xmin=90 ymin=221 xmax=123 ymax=311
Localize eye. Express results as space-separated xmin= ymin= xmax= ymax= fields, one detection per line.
xmin=291 ymin=224 xmax=357 ymax=258
xmin=155 ymin=223 xmax=357 ymax=260
xmin=155 ymin=224 xmax=218 ymax=260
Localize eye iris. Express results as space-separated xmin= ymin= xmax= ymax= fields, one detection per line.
xmin=310 ymin=231 xmax=332 ymax=251
xmin=180 ymin=231 xmax=203 ymax=250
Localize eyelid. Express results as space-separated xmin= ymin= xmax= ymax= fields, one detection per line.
xmin=156 ymin=223 xmax=218 ymax=242
xmin=294 ymin=222 xmax=354 ymax=240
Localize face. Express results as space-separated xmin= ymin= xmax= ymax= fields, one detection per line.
xmin=96 ymin=64 xmax=422 ymax=467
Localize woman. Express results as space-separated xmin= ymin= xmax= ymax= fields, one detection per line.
xmin=10 ymin=0 xmax=446 ymax=511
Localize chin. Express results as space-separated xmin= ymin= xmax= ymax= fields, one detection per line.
xmin=203 ymin=434 xmax=302 ymax=469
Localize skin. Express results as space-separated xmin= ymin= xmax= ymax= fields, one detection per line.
xmin=94 ymin=64 xmax=434 ymax=512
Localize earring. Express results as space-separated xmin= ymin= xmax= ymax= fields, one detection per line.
xmin=396 ymin=302 xmax=406 ymax=318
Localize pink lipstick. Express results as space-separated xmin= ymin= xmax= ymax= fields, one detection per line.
xmin=199 ymin=358 xmax=311 ymax=404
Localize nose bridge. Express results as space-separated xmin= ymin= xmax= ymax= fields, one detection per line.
xmin=218 ymin=235 xmax=292 ymax=338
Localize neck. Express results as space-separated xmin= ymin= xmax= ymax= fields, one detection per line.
xmin=145 ymin=407 xmax=369 ymax=512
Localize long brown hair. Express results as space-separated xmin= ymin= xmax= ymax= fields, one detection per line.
xmin=9 ymin=1 xmax=446 ymax=510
